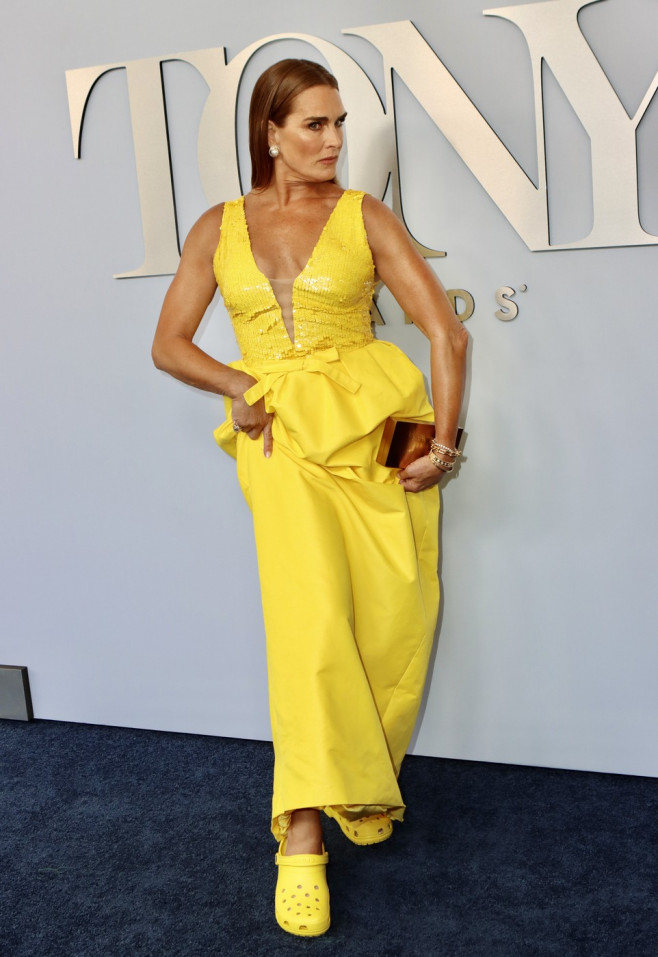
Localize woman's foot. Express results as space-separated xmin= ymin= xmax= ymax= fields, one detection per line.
xmin=325 ymin=807 xmax=393 ymax=845
xmin=283 ymin=808 xmax=323 ymax=855
xmin=276 ymin=810 xmax=329 ymax=937
xmin=275 ymin=838 xmax=330 ymax=937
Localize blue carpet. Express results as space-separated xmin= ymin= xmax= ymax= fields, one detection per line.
xmin=0 ymin=720 xmax=655 ymax=956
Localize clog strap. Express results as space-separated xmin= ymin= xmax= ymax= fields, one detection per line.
xmin=275 ymin=848 xmax=329 ymax=867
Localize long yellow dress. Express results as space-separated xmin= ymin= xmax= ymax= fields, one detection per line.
xmin=213 ymin=190 xmax=440 ymax=840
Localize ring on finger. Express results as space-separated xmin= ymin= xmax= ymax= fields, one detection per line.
xmin=232 ymin=422 xmax=241 ymax=432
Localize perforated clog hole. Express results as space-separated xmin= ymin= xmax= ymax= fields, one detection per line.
xmin=297 ymin=884 xmax=302 ymax=889
xmin=314 ymin=885 xmax=319 ymax=890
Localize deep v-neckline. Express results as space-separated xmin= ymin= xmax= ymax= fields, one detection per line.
xmin=241 ymin=191 xmax=346 ymax=287
xmin=241 ymin=189 xmax=347 ymax=286
xmin=240 ymin=193 xmax=346 ymax=344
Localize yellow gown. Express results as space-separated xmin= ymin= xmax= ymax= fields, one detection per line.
xmin=213 ymin=190 xmax=440 ymax=840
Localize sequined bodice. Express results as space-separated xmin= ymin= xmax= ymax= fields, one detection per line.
xmin=213 ymin=190 xmax=376 ymax=363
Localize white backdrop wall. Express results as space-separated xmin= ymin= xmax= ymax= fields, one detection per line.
xmin=2 ymin=0 xmax=657 ymax=776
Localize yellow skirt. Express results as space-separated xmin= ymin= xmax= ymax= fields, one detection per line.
xmin=215 ymin=340 xmax=440 ymax=840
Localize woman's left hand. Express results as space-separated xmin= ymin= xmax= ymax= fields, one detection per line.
xmin=398 ymin=455 xmax=447 ymax=492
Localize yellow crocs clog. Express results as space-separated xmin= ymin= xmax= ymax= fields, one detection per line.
xmin=325 ymin=807 xmax=393 ymax=845
xmin=275 ymin=840 xmax=330 ymax=937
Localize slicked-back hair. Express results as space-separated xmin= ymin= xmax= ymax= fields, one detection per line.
xmin=249 ymin=59 xmax=339 ymax=190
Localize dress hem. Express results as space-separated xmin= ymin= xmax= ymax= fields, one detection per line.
xmin=272 ymin=804 xmax=406 ymax=842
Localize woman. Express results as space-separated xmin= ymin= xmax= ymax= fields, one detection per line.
xmin=152 ymin=58 xmax=468 ymax=937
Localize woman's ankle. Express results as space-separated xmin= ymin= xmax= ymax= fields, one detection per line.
xmin=284 ymin=808 xmax=323 ymax=855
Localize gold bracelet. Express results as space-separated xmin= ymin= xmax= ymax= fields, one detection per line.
xmin=431 ymin=439 xmax=462 ymax=459
xmin=428 ymin=450 xmax=454 ymax=472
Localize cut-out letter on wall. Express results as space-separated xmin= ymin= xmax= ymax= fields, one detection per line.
xmin=66 ymin=58 xmax=182 ymax=278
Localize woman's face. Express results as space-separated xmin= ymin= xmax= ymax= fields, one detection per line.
xmin=269 ymin=85 xmax=346 ymax=184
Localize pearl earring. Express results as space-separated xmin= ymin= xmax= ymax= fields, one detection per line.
xmin=268 ymin=145 xmax=280 ymax=158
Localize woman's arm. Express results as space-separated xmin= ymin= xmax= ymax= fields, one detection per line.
xmin=362 ymin=195 xmax=469 ymax=492
xmin=152 ymin=205 xmax=273 ymax=453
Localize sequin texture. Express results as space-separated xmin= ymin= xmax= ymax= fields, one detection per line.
xmin=213 ymin=191 xmax=375 ymax=363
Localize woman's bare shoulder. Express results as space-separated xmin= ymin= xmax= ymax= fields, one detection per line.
xmin=361 ymin=193 xmax=403 ymax=228
xmin=194 ymin=203 xmax=226 ymax=237
xmin=181 ymin=203 xmax=227 ymax=259
xmin=361 ymin=194 xmax=411 ymax=252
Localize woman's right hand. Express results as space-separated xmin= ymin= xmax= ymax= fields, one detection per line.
xmin=231 ymin=391 xmax=274 ymax=457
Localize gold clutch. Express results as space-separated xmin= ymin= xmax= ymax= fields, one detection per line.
xmin=376 ymin=419 xmax=463 ymax=469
